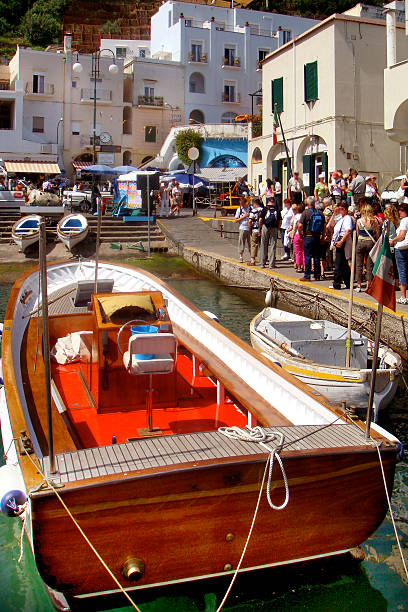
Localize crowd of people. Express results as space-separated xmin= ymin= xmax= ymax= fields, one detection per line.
xmin=234 ymin=169 xmax=408 ymax=306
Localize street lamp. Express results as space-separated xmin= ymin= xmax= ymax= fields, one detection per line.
xmin=56 ymin=117 xmax=63 ymax=166
xmin=72 ymin=49 xmax=118 ymax=164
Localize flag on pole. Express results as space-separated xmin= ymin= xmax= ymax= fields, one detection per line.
xmin=366 ymin=234 xmax=396 ymax=311
xmin=273 ymin=106 xmax=278 ymax=146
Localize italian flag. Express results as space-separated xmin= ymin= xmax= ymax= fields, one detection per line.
xmin=273 ymin=106 xmax=278 ymax=145
xmin=366 ymin=234 xmax=396 ymax=311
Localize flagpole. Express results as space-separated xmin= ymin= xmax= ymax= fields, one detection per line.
xmin=275 ymin=103 xmax=292 ymax=179
xmin=345 ymin=228 xmax=357 ymax=367
xmin=365 ymin=302 xmax=383 ymax=439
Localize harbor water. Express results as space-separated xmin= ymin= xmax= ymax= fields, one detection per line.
xmin=0 ymin=256 xmax=407 ymax=611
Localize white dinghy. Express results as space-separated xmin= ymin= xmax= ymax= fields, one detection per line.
xmin=57 ymin=213 xmax=89 ymax=251
xmin=11 ymin=215 xmax=42 ymax=252
xmin=250 ymin=307 xmax=401 ymax=421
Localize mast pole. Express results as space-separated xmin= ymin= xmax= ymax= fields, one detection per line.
xmin=345 ymin=228 xmax=357 ymax=367
xmin=39 ymin=220 xmax=56 ymax=474
xmin=275 ymin=103 xmax=292 ymax=179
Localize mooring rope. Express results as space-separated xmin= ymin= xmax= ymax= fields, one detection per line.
xmin=22 ymin=449 xmax=141 ymax=612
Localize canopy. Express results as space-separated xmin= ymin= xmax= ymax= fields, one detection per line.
xmin=196 ymin=167 xmax=247 ymax=184
xmin=161 ymin=172 xmax=209 ymax=190
xmin=4 ymin=161 xmax=60 ymax=174
xmin=72 ymin=161 xmax=94 ymax=170
xmin=85 ymin=164 xmax=115 ymax=175
xmin=112 ymin=165 xmax=139 ymax=174
xmin=118 ymin=170 xmax=160 ymax=181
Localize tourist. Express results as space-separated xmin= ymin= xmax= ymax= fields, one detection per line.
xmin=390 ymin=203 xmax=408 ymax=304
xmin=297 ymin=196 xmax=324 ymax=282
xmin=159 ymin=180 xmax=170 ymax=218
xmin=0 ymin=177 xmax=6 ymax=190
xmin=42 ymin=177 xmax=51 ymax=192
xmin=317 ymin=201 xmax=330 ymax=279
xmin=235 ymin=176 xmax=249 ymax=197
xmin=91 ymin=182 xmax=101 ymax=214
xmin=384 ymin=204 xmax=400 ymax=289
xmin=260 ymin=178 xmax=274 ymax=205
xmin=273 ymin=176 xmax=282 ymax=211
xmin=355 ymin=201 xmax=380 ymax=292
xmin=364 ymin=176 xmax=377 ymax=205
xmin=288 ymin=171 xmax=306 ymax=204
xmin=171 ymin=181 xmax=182 ymax=216
xmin=372 ymin=199 xmax=385 ymax=226
xmin=280 ymin=198 xmax=294 ymax=261
xmin=400 ymin=170 xmax=408 ymax=203
xmin=290 ymin=203 xmax=304 ymax=273
xmin=259 ymin=196 xmax=281 ymax=268
xmin=235 ymin=196 xmax=251 ymax=263
xmin=348 ymin=169 xmax=366 ymax=211
xmin=329 ymin=202 xmax=353 ymax=290
xmin=314 ymin=173 xmax=329 ymax=202
xmin=248 ymin=198 xmax=263 ymax=265
xmin=329 ymin=170 xmax=346 ymax=205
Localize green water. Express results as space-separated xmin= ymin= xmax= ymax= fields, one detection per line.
xmin=0 ymin=257 xmax=407 ymax=611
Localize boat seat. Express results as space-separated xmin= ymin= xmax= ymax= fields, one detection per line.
xmin=123 ymin=333 xmax=177 ymax=375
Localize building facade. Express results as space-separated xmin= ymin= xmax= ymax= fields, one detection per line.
xmin=248 ymin=8 xmax=408 ymax=197
xmin=151 ymin=1 xmax=318 ymax=125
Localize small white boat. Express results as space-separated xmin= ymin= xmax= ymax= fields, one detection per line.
xmin=250 ymin=307 xmax=401 ymax=421
xmin=57 ymin=213 xmax=88 ymax=250
xmin=11 ymin=215 xmax=42 ymax=252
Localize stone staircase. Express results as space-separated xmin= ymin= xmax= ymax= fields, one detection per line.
xmin=0 ymin=212 xmax=167 ymax=251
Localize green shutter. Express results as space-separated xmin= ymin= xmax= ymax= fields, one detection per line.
xmin=271 ymin=160 xmax=281 ymax=184
xmin=145 ymin=126 xmax=156 ymax=143
xmin=304 ymin=61 xmax=318 ymax=102
xmin=271 ymin=77 xmax=283 ymax=113
xmin=302 ymin=154 xmax=312 ymax=197
xmin=321 ymin=151 xmax=328 ymax=182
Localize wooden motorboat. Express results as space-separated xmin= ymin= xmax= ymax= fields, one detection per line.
xmin=0 ymin=261 xmax=400 ymax=610
xmin=250 ymin=307 xmax=401 ymax=421
xmin=11 ymin=214 xmax=41 ymax=252
xmin=57 ymin=214 xmax=89 ymax=251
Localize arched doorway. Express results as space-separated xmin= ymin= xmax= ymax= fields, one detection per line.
xmin=297 ymin=135 xmax=328 ymax=196
xmin=251 ymin=147 xmax=263 ymax=194
xmin=267 ymin=144 xmax=289 ymax=199
xmin=221 ymin=111 xmax=237 ymax=124
xmin=189 ymin=72 xmax=205 ymax=94
xmin=123 ymin=150 xmax=132 ymax=165
xmin=189 ymin=109 xmax=205 ymax=124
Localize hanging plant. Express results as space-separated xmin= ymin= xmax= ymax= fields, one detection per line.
xmin=175 ymin=129 xmax=203 ymax=166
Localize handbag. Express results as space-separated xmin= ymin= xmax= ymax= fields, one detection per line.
xmin=395 ymin=235 xmax=408 ymax=250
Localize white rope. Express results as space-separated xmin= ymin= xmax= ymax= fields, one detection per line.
xmin=375 ymin=442 xmax=408 ymax=580
xmin=17 ymin=507 xmax=28 ymax=563
xmin=218 ymin=426 xmax=289 ymax=510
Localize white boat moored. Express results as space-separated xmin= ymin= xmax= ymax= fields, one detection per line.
xmin=11 ymin=215 xmax=42 ymax=253
xmin=57 ymin=213 xmax=89 ymax=251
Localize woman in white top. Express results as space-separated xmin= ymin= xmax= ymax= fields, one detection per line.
xmin=390 ymin=202 xmax=408 ymax=304
xmin=260 ymin=178 xmax=274 ymax=206
xmin=329 ymin=202 xmax=353 ymax=289
xmin=280 ymin=197 xmax=294 ymax=261
xmin=159 ymin=181 xmax=170 ymax=218
xmin=235 ymin=196 xmax=251 ymax=263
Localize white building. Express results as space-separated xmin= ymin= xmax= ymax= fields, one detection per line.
xmin=100 ymin=39 xmax=151 ymax=61
xmin=151 ymin=1 xmax=318 ymax=125
xmin=248 ymin=6 xmax=408 ymax=197
xmin=383 ymin=0 xmax=408 ymax=169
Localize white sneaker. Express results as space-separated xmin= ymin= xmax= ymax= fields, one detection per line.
xmin=397 ymin=297 xmax=408 ymax=305
xmin=355 ymin=287 xmax=362 ymax=293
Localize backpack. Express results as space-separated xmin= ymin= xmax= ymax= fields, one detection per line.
xmin=308 ymin=210 xmax=324 ymax=235
xmin=263 ymin=206 xmax=279 ymax=228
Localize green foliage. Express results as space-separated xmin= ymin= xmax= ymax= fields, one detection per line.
xmin=0 ymin=0 xmax=32 ymax=35
xmin=175 ymin=129 xmax=203 ymax=166
xmin=20 ymin=0 xmax=67 ymax=46
xmin=100 ymin=19 xmax=121 ymax=35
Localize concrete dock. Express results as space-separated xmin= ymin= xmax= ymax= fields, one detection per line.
xmin=158 ymin=210 xmax=408 ymax=360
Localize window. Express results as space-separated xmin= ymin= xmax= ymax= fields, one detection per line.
xmin=189 ymin=72 xmax=205 ymax=94
xmin=258 ymin=49 xmax=269 ymax=63
xmin=32 ymin=116 xmax=44 ymax=133
xmin=71 ymin=121 xmax=80 ymax=136
xmin=271 ymin=77 xmax=283 ymax=113
xmin=282 ymin=30 xmax=291 ymax=44
xmin=144 ymin=86 xmax=154 ymax=100
xmin=304 ymin=61 xmax=318 ymax=102
xmin=191 ymin=43 xmax=202 ymax=62
xmin=224 ymin=82 xmax=236 ymax=102
xmin=139 ymin=48 xmax=146 ymax=58
xmin=221 ymin=111 xmax=237 ymax=124
xmin=145 ymin=125 xmax=156 ymax=142
xmin=32 ymin=74 xmax=44 ymax=94
xmin=0 ymin=100 xmax=14 ymax=129
xmin=71 ymin=81 xmax=77 ymax=88
xmin=116 ymin=47 xmax=127 ymax=58
xmin=224 ymin=47 xmax=235 ymax=66
xmin=185 ymin=19 xmax=192 ymax=27
xmin=90 ymin=78 xmax=103 ymax=99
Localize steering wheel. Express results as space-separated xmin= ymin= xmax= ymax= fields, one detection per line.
xmin=117 ymin=319 xmax=149 ymax=356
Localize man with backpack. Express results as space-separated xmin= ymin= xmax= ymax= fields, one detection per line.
xmin=259 ymin=197 xmax=281 ymax=268
xmin=297 ymin=196 xmax=325 ymax=282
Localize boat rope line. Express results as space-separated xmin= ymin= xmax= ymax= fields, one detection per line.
xmin=374 ymin=441 xmax=408 ymax=580
xmin=215 ymin=446 xmax=271 ymax=612
xmin=21 ymin=449 xmax=142 ymax=612
xmin=17 ymin=506 xmax=28 ymax=563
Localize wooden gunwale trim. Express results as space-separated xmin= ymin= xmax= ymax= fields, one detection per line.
xmin=32 ymin=443 xmax=397 ymax=500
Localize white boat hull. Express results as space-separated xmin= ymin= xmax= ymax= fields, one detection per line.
xmin=250 ymin=308 xmax=401 ymax=421
xmin=11 ymin=215 xmax=42 ymax=253
xmin=57 ymin=214 xmax=89 ymax=251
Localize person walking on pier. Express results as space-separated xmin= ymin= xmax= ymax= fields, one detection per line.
xmin=159 ymin=181 xmax=170 ymax=218
xmin=297 ymin=196 xmax=325 ymax=282
xmin=235 ymin=196 xmax=251 ymax=263
xmin=329 ymin=202 xmax=353 ymax=290
xmin=259 ymin=197 xmax=281 ymax=268
xmin=248 ymin=198 xmax=263 ymax=265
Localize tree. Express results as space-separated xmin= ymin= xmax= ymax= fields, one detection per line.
xmin=175 ymin=129 xmax=203 ymax=166
xmin=20 ymin=0 xmax=67 ymax=46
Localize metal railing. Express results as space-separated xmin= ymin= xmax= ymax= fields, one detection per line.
xmin=222 ymin=57 xmax=240 ymax=67
xmin=80 ymin=88 xmax=113 ymax=102
xmin=137 ymin=95 xmax=164 ymax=106
xmin=188 ymin=54 xmax=208 ymax=63
xmin=25 ymin=83 xmax=54 ymax=95
xmin=182 ymin=18 xmax=274 ymax=37
xmin=222 ymin=92 xmax=240 ymax=103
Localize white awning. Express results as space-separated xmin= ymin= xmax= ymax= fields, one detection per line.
xmin=5 ymin=161 xmax=61 ymax=174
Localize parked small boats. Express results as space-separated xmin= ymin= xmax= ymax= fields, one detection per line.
xmin=57 ymin=213 xmax=89 ymax=251
xmin=0 ymin=261 xmax=400 ymax=609
xmin=11 ymin=214 xmax=42 ymax=252
xmin=250 ymin=307 xmax=401 ymax=421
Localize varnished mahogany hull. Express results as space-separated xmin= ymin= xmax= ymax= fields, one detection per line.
xmin=31 ymin=446 xmax=396 ymax=598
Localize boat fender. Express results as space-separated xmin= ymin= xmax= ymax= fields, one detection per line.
xmin=0 ymin=465 xmax=27 ymax=517
xmin=265 ymin=289 xmax=272 ymax=307
xmin=203 ymin=311 xmax=219 ymax=323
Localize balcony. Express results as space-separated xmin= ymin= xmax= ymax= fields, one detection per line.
xmin=188 ymin=54 xmax=208 ymax=64
xmin=0 ymin=81 xmax=11 ymax=91
xmin=25 ymin=83 xmax=54 ymax=95
xmin=80 ymin=88 xmax=113 ymax=103
xmin=137 ymin=95 xmax=164 ymax=107
xmin=222 ymin=57 xmax=241 ymax=69
xmin=222 ymin=92 xmax=240 ymax=103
